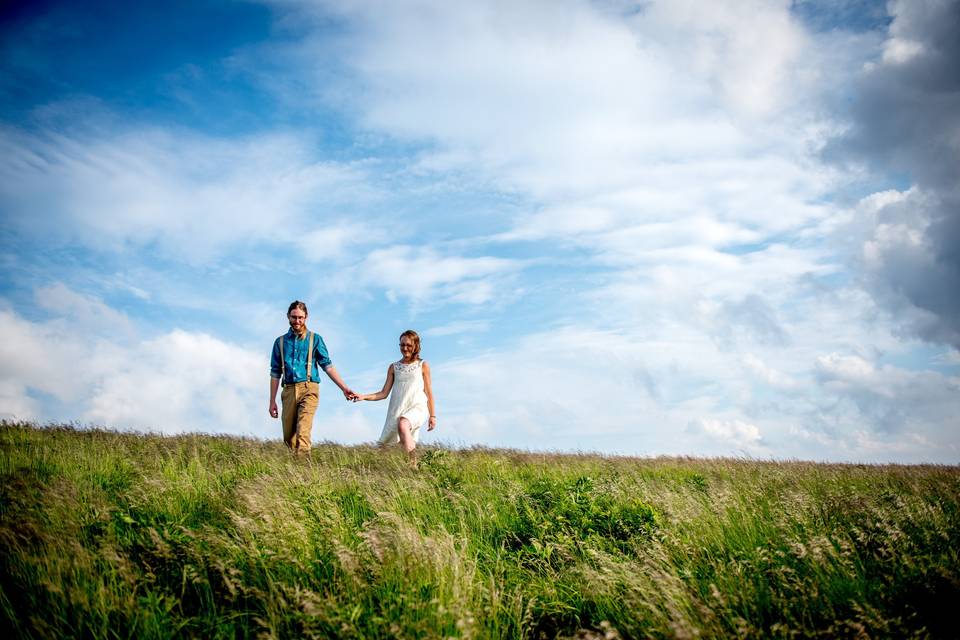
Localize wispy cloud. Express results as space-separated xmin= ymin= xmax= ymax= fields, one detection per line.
xmin=687 ymin=418 xmax=767 ymax=454
xmin=0 ymin=123 xmax=378 ymax=263
xmin=814 ymin=352 xmax=960 ymax=434
xmin=423 ymin=320 xmax=491 ymax=337
xmin=284 ymin=0 xmax=835 ymax=215
xmin=352 ymin=245 xmax=521 ymax=306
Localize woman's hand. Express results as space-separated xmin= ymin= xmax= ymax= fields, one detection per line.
xmin=428 ymin=415 xmax=437 ymax=430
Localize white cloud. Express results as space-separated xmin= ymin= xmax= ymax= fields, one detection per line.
xmin=433 ymin=324 xmax=768 ymax=456
xmin=296 ymin=222 xmax=382 ymax=263
xmin=424 ymin=320 xmax=491 ymax=337
xmin=83 ymin=329 xmax=266 ymax=434
xmin=636 ymin=0 xmax=809 ymax=118
xmin=283 ymin=0 xmax=827 ymax=205
xmin=882 ymin=37 xmax=924 ymax=64
xmin=34 ymin=282 xmax=135 ymax=338
xmin=586 ymin=242 xmax=840 ymax=334
xmin=270 ymin=0 xmax=850 ymax=331
xmin=687 ymin=418 xmax=765 ymax=452
xmin=0 ymin=125 xmax=377 ymax=263
xmin=425 ymin=318 xmax=960 ymax=461
xmin=353 ymin=245 xmax=519 ymax=305
xmin=786 ymin=421 xmax=956 ymax=463
xmin=0 ymin=379 xmax=39 ymax=421
xmin=742 ymin=353 xmax=800 ymax=390
xmin=814 ymin=352 xmax=960 ymax=435
xmin=815 ymin=353 xmax=960 ymax=402
xmin=0 ymin=304 xmax=102 ymax=404
xmin=0 ymin=289 xmax=273 ymax=437
xmin=881 ymin=0 xmax=941 ymax=66
xmin=849 ymin=188 xmax=960 ymax=347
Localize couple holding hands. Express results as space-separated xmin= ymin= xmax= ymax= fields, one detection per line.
xmin=268 ymin=301 xmax=437 ymax=457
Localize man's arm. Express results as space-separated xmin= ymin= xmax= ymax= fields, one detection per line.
xmin=323 ymin=365 xmax=356 ymax=400
xmin=269 ymin=376 xmax=280 ymax=418
xmin=269 ymin=337 xmax=283 ymax=418
xmin=313 ymin=334 xmax=355 ymax=400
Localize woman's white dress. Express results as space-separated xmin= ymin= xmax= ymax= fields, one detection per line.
xmin=378 ymin=359 xmax=429 ymax=445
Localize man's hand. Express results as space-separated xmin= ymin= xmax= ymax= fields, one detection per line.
xmin=269 ymin=401 xmax=279 ymax=418
xmin=343 ymin=388 xmax=358 ymax=401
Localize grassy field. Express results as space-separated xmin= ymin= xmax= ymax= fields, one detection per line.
xmin=1 ymin=423 xmax=957 ymax=639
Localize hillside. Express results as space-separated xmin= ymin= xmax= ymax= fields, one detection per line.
xmin=1 ymin=423 xmax=957 ymax=638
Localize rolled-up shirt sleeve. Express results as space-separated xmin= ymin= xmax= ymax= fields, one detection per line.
xmin=314 ymin=335 xmax=333 ymax=371
xmin=270 ymin=337 xmax=283 ymax=379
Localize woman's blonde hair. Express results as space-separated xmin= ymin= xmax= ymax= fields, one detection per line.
xmin=399 ymin=329 xmax=421 ymax=360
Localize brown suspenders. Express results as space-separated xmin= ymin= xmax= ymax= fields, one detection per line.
xmin=306 ymin=332 xmax=314 ymax=382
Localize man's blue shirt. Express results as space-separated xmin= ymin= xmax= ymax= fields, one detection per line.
xmin=270 ymin=329 xmax=332 ymax=384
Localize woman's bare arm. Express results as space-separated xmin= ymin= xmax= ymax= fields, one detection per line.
xmin=423 ymin=360 xmax=437 ymax=430
xmin=358 ymin=365 xmax=394 ymax=401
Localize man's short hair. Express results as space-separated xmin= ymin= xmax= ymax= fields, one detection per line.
xmin=288 ymin=300 xmax=308 ymax=316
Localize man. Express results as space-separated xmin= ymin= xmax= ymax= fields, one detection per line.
xmin=269 ymin=300 xmax=355 ymax=454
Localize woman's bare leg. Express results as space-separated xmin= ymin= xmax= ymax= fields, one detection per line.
xmin=397 ymin=417 xmax=415 ymax=453
xmin=397 ymin=417 xmax=419 ymax=466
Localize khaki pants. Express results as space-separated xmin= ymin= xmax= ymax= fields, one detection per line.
xmin=281 ymin=381 xmax=319 ymax=453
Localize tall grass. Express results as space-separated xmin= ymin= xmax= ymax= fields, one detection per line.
xmin=1 ymin=422 xmax=957 ymax=638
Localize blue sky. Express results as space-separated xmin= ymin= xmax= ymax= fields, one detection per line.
xmin=2 ymin=0 xmax=958 ymax=462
